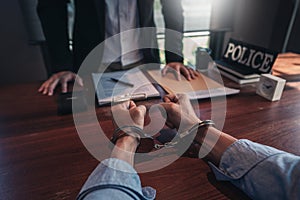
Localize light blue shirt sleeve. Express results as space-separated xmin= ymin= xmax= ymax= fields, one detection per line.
xmin=209 ymin=139 xmax=300 ymax=200
xmin=77 ymin=158 xmax=155 ymax=200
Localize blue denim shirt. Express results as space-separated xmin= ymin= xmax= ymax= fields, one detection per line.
xmin=210 ymin=139 xmax=300 ymax=200
xmin=77 ymin=158 xmax=156 ymax=200
xmin=77 ymin=140 xmax=300 ymax=199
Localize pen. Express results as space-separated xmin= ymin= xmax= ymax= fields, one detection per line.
xmin=110 ymin=78 xmax=134 ymax=87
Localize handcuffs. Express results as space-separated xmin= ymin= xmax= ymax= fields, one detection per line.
xmin=111 ymin=120 xmax=215 ymax=153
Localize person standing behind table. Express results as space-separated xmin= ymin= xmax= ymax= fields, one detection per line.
xmin=37 ymin=0 xmax=197 ymax=96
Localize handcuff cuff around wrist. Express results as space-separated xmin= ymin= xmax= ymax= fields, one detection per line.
xmin=110 ymin=120 xmax=215 ymax=153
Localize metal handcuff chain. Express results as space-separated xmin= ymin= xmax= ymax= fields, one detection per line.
xmin=154 ymin=120 xmax=215 ymax=150
xmin=111 ymin=120 xmax=215 ymax=151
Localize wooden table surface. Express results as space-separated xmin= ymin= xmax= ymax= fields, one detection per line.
xmin=1 ymin=53 xmax=300 ymax=200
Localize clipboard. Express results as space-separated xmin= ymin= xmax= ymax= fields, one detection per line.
xmin=92 ymin=67 xmax=160 ymax=106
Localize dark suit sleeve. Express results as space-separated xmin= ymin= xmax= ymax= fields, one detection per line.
xmin=161 ymin=0 xmax=184 ymax=63
xmin=37 ymin=0 xmax=73 ymax=73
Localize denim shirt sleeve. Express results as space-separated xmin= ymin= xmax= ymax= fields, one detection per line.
xmin=77 ymin=158 xmax=156 ymax=200
xmin=209 ymin=139 xmax=300 ymax=200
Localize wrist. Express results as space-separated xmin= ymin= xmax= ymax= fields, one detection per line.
xmin=192 ymin=120 xmax=215 ymax=137
xmin=111 ymin=128 xmax=141 ymax=166
xmin=178 ymin=118 xmax=202 ymax=133
xmin=112 ymin=126 xmax=142 ymax=142
xmin=115 ymin=134 xmax=139 ymax=152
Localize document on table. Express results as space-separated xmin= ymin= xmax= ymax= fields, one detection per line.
xmin=147 ymin=69 xmax=239 ymax=100
xmin=92 ymin=67 xmax=160 ymax=106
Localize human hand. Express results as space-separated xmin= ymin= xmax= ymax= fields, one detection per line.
xmin=159 ymin=94 xmax=201 ymax=132
xmin=161 ymin=62 xmax=198 ymax=81
xmin=111 ymin=100 xmax=147 ymax=130
xmin=38 ymin=71 xmax=83 ymax=96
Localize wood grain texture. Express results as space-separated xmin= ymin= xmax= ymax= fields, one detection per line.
xmin=1 ymin=53 xmax=300 ymax=199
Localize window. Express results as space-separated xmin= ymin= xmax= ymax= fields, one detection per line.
xmin=68 ymin=0 xmax=212 ymax=64
xmin=154 ymin=0 xmax=212 ymax=65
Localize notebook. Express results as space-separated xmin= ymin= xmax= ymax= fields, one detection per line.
xmin=218 ymin=69 xmax=260 ymax=84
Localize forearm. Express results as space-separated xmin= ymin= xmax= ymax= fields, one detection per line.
xmin=77 ymin=136 xmax=154 ymax=200
xmin=37 ymin=0 xmax=73 ymax=72
xmin=198 ymin=126 xmax=300 ymax=198
xmin=195 ymin=126 xmax=237 ymax=166
xmin=111 ymin=136 xmax=138 ymax=166
xmin=77 ymin=158 xmax=152 ymax=200
xmin=161 ymin=0 xmax=184 ymax=63
xmin=210 ymin=139 xmax=300 ymax=199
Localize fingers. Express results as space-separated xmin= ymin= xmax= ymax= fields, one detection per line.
xmin=75 ymin=75 xmax=84 ymax=86
xmin=38 ymin=82 xmax=47 ymax=94
xmin=188 ymin=68 xmax=198 ymax=79
xmin=130 ymin=104 xmax=147 ymax=129
xmin=130 ymin=102 xmax=146 ymax=117
xmin=163 ymin=62 xmax=199 ymax=81
xmin=112 ymin=100 xmax=130 ymax=112
xmin=61 ymin=72 xmax=77 ymax=93
xmin=38 ymin=78 xmax=52 ymax=95
xmin=175 ymin=66 xmax=181 ymax=81
xmin=158 ymin=102 xmax=171 ymax=114
xmin=163 ymin=94 xmax=179 ymax=103
xmin=162 ymin=65 xmax=182 ymax=81
xmin=158 ymin=103 xmax=178 ymax=129
xmin=164 ymin=93 xmax=194 ymax=115
xmin=136 ymin=105 xmax=147 ymax=117
xmin=180 ymin=66 xmax=191 ymax=81
xmin=111 ymin=100 xmax=147 ymax=130
xmin=180 ymin=66 xmax=200 ymax=81
xmin=129 ymin=100 xmax=136 ymax=109
xmin=38 ymin=76 xmax=59 ymax=96
xmin=38 ymin=77 xmax=59 ymax=96
xmin=177 ymin=93 xmax=193 ymax=108
xmin=163 ymin=96 xmax=171 ymax=103
xmin=38 ymin=82 xmax=46 ymax=93
xmin=61 ymin=80 xmax=68 ymax=93
xmin=161 ymin=65 xmax=168 ymax=77
xmin=47 ymin=79 xmax=60 ymax=95
xmin=177 ymin=93 xmax=198 ymax=116
xmin=38 ymin=71 xmax=79 ymax=96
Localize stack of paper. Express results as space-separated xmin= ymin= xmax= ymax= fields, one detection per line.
xmin=147 ymin=69 xmax=239 ymax=100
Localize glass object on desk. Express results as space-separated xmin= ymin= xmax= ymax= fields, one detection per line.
xmin=196 ymin=47 xmax=212 ymax=71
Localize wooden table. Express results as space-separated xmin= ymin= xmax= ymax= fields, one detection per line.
xmin=1 ymin=53 xmax=300 ymax=200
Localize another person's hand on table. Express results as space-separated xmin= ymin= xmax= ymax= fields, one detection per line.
xmin=38 ymin=71 xmax=83 ymax=96
xmin=162 ymin=62 xmax=199 ymax=81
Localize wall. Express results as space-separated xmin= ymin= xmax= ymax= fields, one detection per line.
xmin=230 ymin=0 xmax=281 ymax=48
xmin=286 ymin=1 xmax=300 ymax=53
xmin=214 ymin=0 xmax=299 ymax=54
xmin=0 ymin=0 xmax=47 ymax=85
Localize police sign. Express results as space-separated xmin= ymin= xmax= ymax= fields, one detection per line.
xmin=222 ymin=39 xmax=278 ymax=74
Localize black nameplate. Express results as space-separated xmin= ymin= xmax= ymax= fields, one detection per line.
xmin=223 ymin=39 xmax=278 ymax=74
